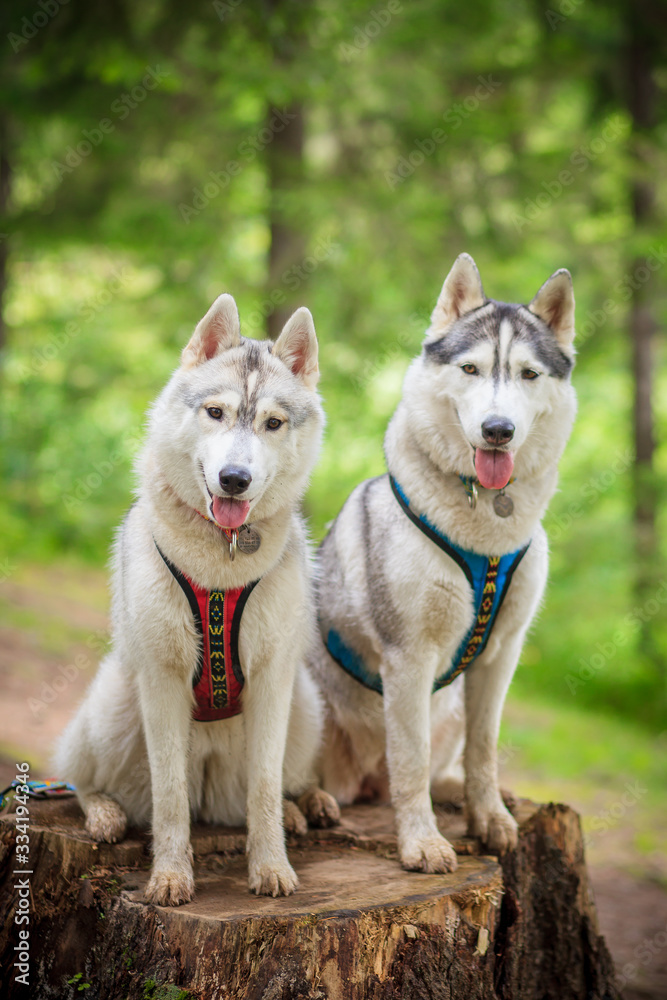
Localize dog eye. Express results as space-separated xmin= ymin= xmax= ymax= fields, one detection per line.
xmin=461 ymin=363 xmax=478 ymax=376
xmin=206 ymin=406 xmax=223 ymax=419
xmin=266 ymin=417 xmax=283 ymax=430
xmin=521 ymin=369 xmax=539 ymax=380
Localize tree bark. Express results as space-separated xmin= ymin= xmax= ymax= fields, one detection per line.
xmin=0 ymin=796 xmax=619 ymax=999
xmin=0 ymin=116 xmax=10 ymax=358
xmin=624 ymin=8 xmax=662 ymax=664
xmin=266 ymin=101 xmax=306 ymax=339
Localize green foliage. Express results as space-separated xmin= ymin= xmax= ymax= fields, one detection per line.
xmin=142 ymin=979 xmax=192 ymax=1000
xmin=67 ymin=972 xmax=91 ymax=991
xmin=0 ymin=0 xmax=665 ymax=725
xmin=500 ymin=693 xmax=667 ymax=875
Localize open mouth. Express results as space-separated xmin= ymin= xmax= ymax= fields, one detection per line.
xmin=201 ymin=467 xmax=252 ymax=529
xmin=474 ymin=448 xmax=514 ymax=490
xmin=209 ymin=495 xmax=250 ymax=530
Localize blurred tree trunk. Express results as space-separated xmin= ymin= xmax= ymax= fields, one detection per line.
xmin=0 ymin=117 xmax=10 ymax=357
xmin=262 ymin=0 xmax=311 ymax=338
xmin=266 ymin=100 xmax=306 ymax=339
xmin=624 ymin=8 xmax=662 ymax=669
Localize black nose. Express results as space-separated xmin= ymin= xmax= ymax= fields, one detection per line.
xmin=481 ymin=416 xmax=515 ymax=446
xmin=218 ymin=466 xmax=252 ymax=495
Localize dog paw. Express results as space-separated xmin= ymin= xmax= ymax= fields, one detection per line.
xmin=297 ymin=787 xmax=341 ymax=829
xmin=145 ymin=863 xmax=195 ymax=907
xmin=400 ymin=834 xmax=458 ymax=874
xmin=468 ymin=804 xmax=518 ymax=854
xmin=248 ymin=858 xmax=299 ymax=897
xmin=84 ymin=795 xmax=127 ymax=844
xmin=283 ymin=799 xmax=308 ymax=837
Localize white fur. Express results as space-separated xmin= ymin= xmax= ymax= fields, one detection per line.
xmin=55 ymin=295 xmax=339 ymax=905
xmin=310 ymin=255 xmax=577 ymax=872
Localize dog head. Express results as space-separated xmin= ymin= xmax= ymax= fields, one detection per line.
xmin=414 ymin=253 xmax=576 ymax=485
xmin=150 ymin=294 xmax=323 ymax=527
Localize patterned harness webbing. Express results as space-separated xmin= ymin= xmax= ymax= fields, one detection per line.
xmin=155 ymin=543 xmax=259 ymax=722
xmin=322 ymin=475 xmax=530 ymax=695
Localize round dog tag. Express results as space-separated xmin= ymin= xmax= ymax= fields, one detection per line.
xmin=237 ymin=525 xmax=261 ymax=554
xmin=493 ymin=493 xmax=514 ymax=518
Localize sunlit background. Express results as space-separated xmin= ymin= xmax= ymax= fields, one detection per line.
xmin=0 ymin=1 xmax=666 ymax=989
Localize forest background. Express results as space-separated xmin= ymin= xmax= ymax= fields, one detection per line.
xmin=0 ymin=0 xmax=666 ymax=900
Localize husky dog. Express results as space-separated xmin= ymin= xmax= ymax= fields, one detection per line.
xmin=310 ymin=254 xmax=576 ymax=873
xmin=56 ymin=294 xmax=339 ymax=905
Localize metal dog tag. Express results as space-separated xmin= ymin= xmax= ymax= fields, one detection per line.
xmin=237 ymin=525 xmax=261 ymax=554
xmin=493 ymin=492 xmax=514 ymax=518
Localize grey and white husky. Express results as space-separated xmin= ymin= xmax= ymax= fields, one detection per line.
xmin=56 ymin=293 xmax=338 ymax=905
xmin=310 ymin=253 xmax=576 ymax=873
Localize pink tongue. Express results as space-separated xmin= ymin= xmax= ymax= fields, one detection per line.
xmin=474 ymin=449 xmax=515 ymax=490
xmin=211 ymin=496 xmax=250 ymax=529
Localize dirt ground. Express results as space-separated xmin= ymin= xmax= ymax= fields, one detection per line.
xmin=1 ymin=563 xmax=666 ymax=999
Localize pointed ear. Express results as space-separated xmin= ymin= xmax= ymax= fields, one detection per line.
xmin=181 ymin=293 xmax=241 ymax=368
xmin=528 ymin=269 xmax=575 ymax=349
xmin=427 ymin=253 xmax=485 ymax=337
xmin=272 ymin=307 xmax=319 ymax=390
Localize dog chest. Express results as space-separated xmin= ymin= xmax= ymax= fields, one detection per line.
xmin=155 ymin=543 xmax=259 ymax=721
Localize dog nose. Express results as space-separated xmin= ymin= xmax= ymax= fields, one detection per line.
xmin=481 ymin=416 xmax=515 ymax=446
xmin=218 ymin=466 xmax=252 ymax=495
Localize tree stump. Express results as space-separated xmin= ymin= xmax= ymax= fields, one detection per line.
xmin=0 ymin=796 xmax=619 ymax=999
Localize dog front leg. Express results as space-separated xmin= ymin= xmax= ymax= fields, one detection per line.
xmin=139 ymin=670 xmax=195 ymax=906
xmin=464 ymin=640 xmax=522 ymax=854
xmin=383 ymin=655 xmax=458 ymax=873
xmin=243 ymin=660 xmax=299 ymax=897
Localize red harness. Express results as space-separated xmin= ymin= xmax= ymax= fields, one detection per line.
xmin=156 ymin=544 xmax=259 ymax=721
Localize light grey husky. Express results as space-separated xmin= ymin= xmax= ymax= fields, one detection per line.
xmin=56 ymin=293 xmax=338 ymax=905
xmin=310 ymin=253 xmax=576 ymax=873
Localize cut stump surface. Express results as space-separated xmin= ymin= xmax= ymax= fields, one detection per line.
xmin=0 ymin=797 xmax=620 ymax=999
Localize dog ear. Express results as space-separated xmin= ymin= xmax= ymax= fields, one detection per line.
xmin=272 ymin=307 xmax=319 ymax=389
xmin=181 ymin=294 xmax=241 ymax=368
xmin=528 ymin=269 xmax=575 ymax=349
xmin=427 ymin=253 xmax=485 ymax=336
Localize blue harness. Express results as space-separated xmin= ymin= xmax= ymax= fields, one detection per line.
xmin=322 ymin=475 xmax=530 ymax=694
